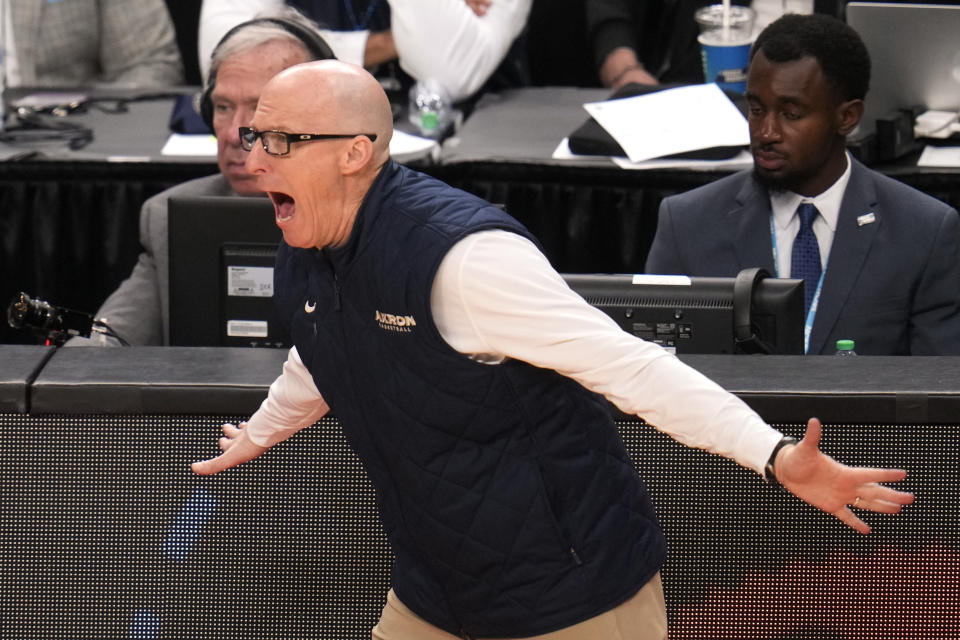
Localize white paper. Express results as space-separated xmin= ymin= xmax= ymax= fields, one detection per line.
xmin=550 ymin=137 xmax=580 ymax=160
xmin=917 ymin=145 xmax=960 ymax=168
xmin=161 ymin=133 xmax=217 ymax=157
xmin=389 ymin=129 xmax=439 ymax=161
xmin=160 ymin=129 xmax=438 ymax=162
xmin=583 ymin=84 xmax=750 ymax=163
xmin=914 ymin=110 xmax=958 ymax=138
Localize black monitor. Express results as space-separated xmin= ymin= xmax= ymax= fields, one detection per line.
xmin=563 ymin=269 xmax=805 ymax=355
xmin=168 ymin=196 xmax=289 ymax=348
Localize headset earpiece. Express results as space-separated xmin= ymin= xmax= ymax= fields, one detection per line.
xmin=199 ymin=17 xmax=336 ymax=130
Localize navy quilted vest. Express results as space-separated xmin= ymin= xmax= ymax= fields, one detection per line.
xmin=273 ymin=161 xmax=666 ymax=637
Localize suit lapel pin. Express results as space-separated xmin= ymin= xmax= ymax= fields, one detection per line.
xmin=857 ymin=212 xmax=876 ymax=226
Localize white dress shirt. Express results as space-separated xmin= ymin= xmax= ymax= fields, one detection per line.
xmin=245 ymin=230 xmax=783 ymax=477
xmin=770 ymin=152 xmax=853 ymax=277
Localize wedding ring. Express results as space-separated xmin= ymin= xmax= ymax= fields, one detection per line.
xmin=853 ymin=496 xmax=862 ymax=508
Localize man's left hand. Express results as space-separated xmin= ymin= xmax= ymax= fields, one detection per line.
xmin=773 ymin=418 xmax=915 ymax=534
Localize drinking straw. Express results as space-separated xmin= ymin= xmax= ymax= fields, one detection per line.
xmin=722 ymin=0 xmax=731 ymax=40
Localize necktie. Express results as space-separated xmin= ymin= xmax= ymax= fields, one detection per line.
xmin=791 ymin=202 xmax=822 ymax=316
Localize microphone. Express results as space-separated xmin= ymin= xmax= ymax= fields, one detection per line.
xmin=8 ymin=292 xmax=94 ymax=339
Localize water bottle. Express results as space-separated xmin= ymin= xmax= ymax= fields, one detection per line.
xmin=1 ymin=43 xmax=6 ymax=133
xmin=835 ymin=339 xmax=857 ymax=356
xmin=408 ymin=79 xmax=452 ymax=139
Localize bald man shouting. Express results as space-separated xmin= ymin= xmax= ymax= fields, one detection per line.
xmin=192 ymin=61 xmax=914 ymax=640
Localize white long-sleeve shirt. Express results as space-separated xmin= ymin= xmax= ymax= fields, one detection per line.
xmin=246 ymin=230 xmax=783 ymax=476
xmin=197 ymin=0 xmax=531 ymax=102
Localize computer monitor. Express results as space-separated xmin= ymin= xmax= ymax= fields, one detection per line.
xmin=563 ymin=269 xmax=805 ymax=355
xmin=168 ymin=196 xmax=289 ymax=348
xmin=847 ymin=2 xmax=960 ymax=137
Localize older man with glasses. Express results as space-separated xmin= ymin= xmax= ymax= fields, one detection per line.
xmin=67 ymin=9 xmax=335 ymax=347
xmin=192 ymin=59 xmax=914 ymax=640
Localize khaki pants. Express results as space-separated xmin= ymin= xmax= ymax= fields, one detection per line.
xmin=371 ymin=573 xmax=668 ymax=640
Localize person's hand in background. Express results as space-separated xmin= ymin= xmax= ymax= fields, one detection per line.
xmin=600 ymin=46 xmax=658 ymax=89
xmin=465 ymin=0 xmax=492 ymax=16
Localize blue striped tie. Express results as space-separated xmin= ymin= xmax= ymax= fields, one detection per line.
xmin=791 ymin=202 xmax=822 ymax=316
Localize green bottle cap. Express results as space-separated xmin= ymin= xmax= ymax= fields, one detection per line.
xmin=420 ymin=111 xmax=439 ymax=132
xmin=836 ymin=339 xmax=855 ymax=351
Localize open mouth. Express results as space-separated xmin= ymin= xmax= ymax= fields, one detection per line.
xmin=269 ymin=192 xmax=296 ymax=223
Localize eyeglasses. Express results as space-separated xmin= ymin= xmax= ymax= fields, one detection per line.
xmin=238 ymin=127 xmax=378 ymax=156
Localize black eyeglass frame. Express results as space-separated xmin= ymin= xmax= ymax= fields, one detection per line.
xmin=238 ymin=126 xmax=378 ymax=156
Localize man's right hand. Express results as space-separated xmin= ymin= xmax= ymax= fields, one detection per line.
xmin=600 ymin=47 xmax=658 ymax=89
xmin=191 ymin=422 xmax=269 ymax=475
xmin=364 ymin=31 xmax=398 ymax=67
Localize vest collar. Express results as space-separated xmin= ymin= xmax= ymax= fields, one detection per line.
xmin=323 ymin=159 xmax=401 ymax=270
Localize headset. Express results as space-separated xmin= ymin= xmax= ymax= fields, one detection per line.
xmin=198 ymin=16 xmax=337 ymax=130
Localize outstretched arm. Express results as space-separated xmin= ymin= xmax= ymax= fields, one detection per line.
xmin=191 ymin=347 xmax=330 ymax=475
xmin=434 ymin=232 xmax=914 ymax=535
xmin=771 ymin=418 xmax=915 ymax=534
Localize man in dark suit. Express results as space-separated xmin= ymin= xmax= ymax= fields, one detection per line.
xmin=645 ymin=13 xmax=960 ymax=355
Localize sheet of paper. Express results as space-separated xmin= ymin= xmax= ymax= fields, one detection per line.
xmin=917 ymin=145 xmax=960 ymax=168
xmin=389 ymin=129 xmax=439 ymax=162
xmin=161 ymin=133 xmax=217 ymax=157
xmin=914 ymin=110 xmax=958 ymax=138
xmin=582 ymin=84 xmax=750 ymax=163
xmin=550 ymin=137 xmax=581 ymax=161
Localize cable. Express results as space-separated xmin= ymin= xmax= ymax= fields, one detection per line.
xmin=0 ymin=109 xmax=94 ymax=150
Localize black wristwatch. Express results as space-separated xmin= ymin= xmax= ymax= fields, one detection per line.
xmin=764 ymin=435 xmax=799 ymax=487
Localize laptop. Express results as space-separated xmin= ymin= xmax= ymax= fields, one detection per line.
xmin=846 ymin=3 xmax=960 ymax=133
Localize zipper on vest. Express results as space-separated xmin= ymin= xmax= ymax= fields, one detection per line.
xmin=323 ymin=253 xmax=342 ymax=311
xmin=332 ymin=273 xmax=342 ymax=311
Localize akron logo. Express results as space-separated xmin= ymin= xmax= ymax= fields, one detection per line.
xmin=375 ymin=310 xmax=416 ymax=333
